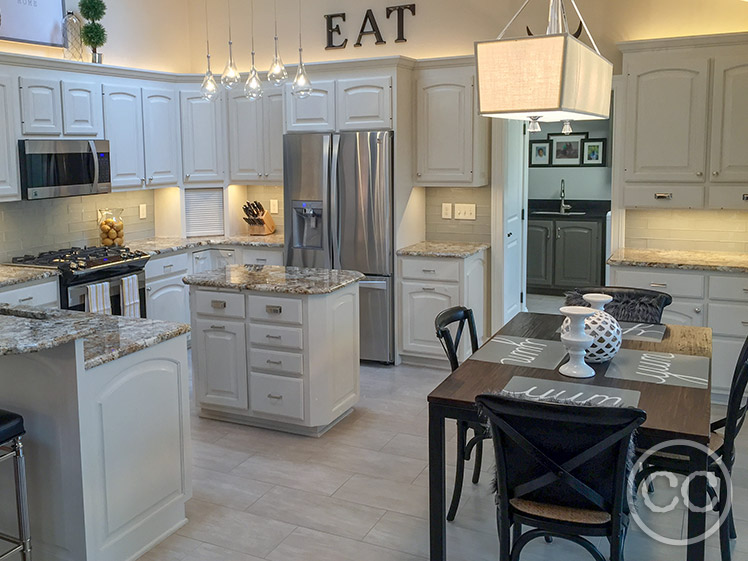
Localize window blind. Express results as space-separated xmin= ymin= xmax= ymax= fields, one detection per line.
xmin=184 ymin=188 xmax=225 ymax=237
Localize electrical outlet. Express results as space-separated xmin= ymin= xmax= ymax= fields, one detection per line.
xmin=270 ymin=199 xmax=279 ymax=214
xmin=441 ymin=203 xmax=452 ymax=219
xmin=139 ymin=204 xmax=147 ymax=219
xmin=454 ymin=203 xmax=476 ymax=220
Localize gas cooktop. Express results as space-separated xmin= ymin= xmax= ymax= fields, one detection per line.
xmin=12 ymin=246 xmax=150 ymax=280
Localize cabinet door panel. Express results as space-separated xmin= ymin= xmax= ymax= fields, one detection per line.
xmin=712 ymin=337 xmax=744 ymax=393
xmin=61 ymin=80 xmax=103 ymax=136
xmin=263 ymin=90 xmax=284 ymax=181
xmin=146 ymin=276 xmax=190 ymax=325
xmin=228 ymin=91 xmax=263 ymax=182
xmin=103 ymin=85 xmax=145 ymax=189
xmin=19 ymin=77 xmax=62 ymax=135
xmin=709 ymin=57 xmax=748 ymax=185
xmin=401 ymin=281 xmax=459 ymax=357
xmin=0 ymin=76 xmax=19 ymax=201
xmin=285 ymin=80 xmax=336 ymax=132
xmin=142 ymin=87 xmax=180 ymax=187
xmin=553 ymin=221 xmax=601 ymax=288
xmin=661 ymin=300 xmax=706 ymax=327
xmin=194 ymin=319 xmax=248 ymax=410
xmin=526 ymin=220 xmax=554 ymax=287
xmin=336 ymin=76 xmax=392 ymax=130
xmin=180 ymin=91 xmax=225 ymax=183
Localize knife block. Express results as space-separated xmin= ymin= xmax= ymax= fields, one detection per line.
xmin=247 ymin=211 xmax=276 ymax=236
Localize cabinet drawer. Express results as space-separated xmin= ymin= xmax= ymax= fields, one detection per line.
xmin=0 ymin=279 xmax=58 ymax=307
xmin=708 ymin=302 xmax=748 ymax=337
xmin=709 ymin=275 xmax=748 ymax=302
xmin=623 ymin=186 xmax=704 ymax=209
xmin=250 ymin=372 xmax=304 ymax=421
xmin=401 ymin=258 xmax=460 ymax=282
xmin=250 ymin=324 xmax=303 ymax=350
xmin=243 ymin=248 xmax=284 ymax=266
xmin=250 ymin=348 xmax=303 ymax=376
xmin=613 ymin=268 xmax=705 ymax=299
xmin=195 ymin=290 xmax=246 ymax=319
xmin=145 ymin=252 xmax=190 ymax=279
xmin=248 ymin=295 xmax=302 ymax=325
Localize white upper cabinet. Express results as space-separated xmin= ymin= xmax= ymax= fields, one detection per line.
xmin=336 ymin=76 xmax=392 ymax=130
xmin=142 ymin=87 xmax=180 ymax=187
xmin=103 ymin=84 xmax=145 ymax=189
xmin=285 ymin=80 xmax=336 ymax=132
xmin=19 ymin=77 xmax=62 ymax=136
xmin=228 ymin=90 xmax=264 ymax=182
xmin=61 ymin=80 xmax=103 ymax=137
xmin=709 ymin=56 xmax=748 ymax=184
xmin=0 ymin=76 xmax=19 ymax=201
xmin=180 ymin=91 xmax=225 ymax=183
xmin=263 ymin=90 xmax=284 ymax=182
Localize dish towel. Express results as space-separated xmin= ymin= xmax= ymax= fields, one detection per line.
xmin=86 ymin=282 xmax=113 ymax=315
xmin=120 ymin=275 xmax=141 ymax=318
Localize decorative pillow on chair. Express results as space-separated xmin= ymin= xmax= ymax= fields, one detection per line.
xmin=564 ymin=290 xmax=665 ymax=324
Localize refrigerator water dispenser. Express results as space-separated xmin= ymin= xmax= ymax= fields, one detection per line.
xmin=291 ymin=201 xmax=324 ymax=249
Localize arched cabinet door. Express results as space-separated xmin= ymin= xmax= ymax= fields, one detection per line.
xmin=401 ymin=280 xmax=459 ymax=356
xmin=336 ymin=76 xmax=392 ymax=130
xmin=103 ymin=84 xmax=145 ymax=189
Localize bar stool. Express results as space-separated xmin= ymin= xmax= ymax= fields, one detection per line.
xmin=0 ymin=410 xmax=31 ymax=560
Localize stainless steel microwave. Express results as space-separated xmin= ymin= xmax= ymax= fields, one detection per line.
xmin=18 ymin=139 xmax=112 ymax=200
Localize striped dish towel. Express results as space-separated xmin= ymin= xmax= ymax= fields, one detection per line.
xmin=120 ymin=275 xmax=141 ymax=318
xmin=86 ymin=282 xmax=112 ymax=315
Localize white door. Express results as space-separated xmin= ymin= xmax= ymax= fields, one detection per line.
xmin=336 ymin=76 xmax=392 ymax=131
xmin=145 ymin=276 xmax=189 ymax=325
xmin=194 ymin=319 xmax=248 ymax=410
xmin=401 ymin=281 xmax=459 ymax=357
xmin=263 ymin=90 xmax=285 ymax=182
xmin=228 ymin=91 xmax=264 ymax=182
xmin=180 ymin=91 xmax=225 ymax=183
xmin=19 ymin=77 xmax=62 ymax=135
xmin=61 ymin=80 xmax=103 ymax=136
xmin=416 ymin=67 xmax=474 ymax=183
xmin=285 ymin=80 xmax=336 ymax=132
xmin=0 ymin=76 xmax=19 ymax=201
xmin=103 ymin=84 xmax=145 ymax=189
xmin=142 ymin=87 xmax=181 ymax=187
xmin=709 ymin=57 xmax=748 ymax=184
xmin=623 ymin=55 xmax=709 ymax=183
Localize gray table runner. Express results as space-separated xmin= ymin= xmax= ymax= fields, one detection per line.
xmin=618 ymin=322 xmax=667 ymax=343
xmin=471 ymin=335 xmax=568 ymax=370
xmin=605 ymin=348 xmax=709 ymax=389
xmin=502 ymin=376 xmax=641 ymax=407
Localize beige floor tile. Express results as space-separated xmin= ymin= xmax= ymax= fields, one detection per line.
xmin=191 ymin=440 xmax=253 ymax=474
xmin=230 ymin=454 xmax=353 ymax=495
xmin=380 ymin=433 xmax=429 ymax=461
xmin=320 ymin=419 xmax=398 ymax=451
xmin=307 ymin=442 xmax=427 ymax=483
xmin=332 ymin=473 xmax=429 ymax=518
xmin=216 ymin=427 xmax=319 ymax=461
xmin=182 ymin=543 xmax=265 ymax=561
xmin=191 ymin=467 xmax=273 ymax=510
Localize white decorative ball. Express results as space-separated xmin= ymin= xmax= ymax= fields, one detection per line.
xmin=561 ymin=310 xmax=622 ymax=363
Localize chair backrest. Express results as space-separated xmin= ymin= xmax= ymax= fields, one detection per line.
xmin=723 ymin=351 xmax=748 ymax=467
xmin=476 ymin=393 xmax=646 ymax=521
xmin=434 ymin=306 xmax=479 ymax=372
xmin=565 ymin=286 xmax=673 ymax=324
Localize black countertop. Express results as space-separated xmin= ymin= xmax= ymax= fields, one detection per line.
xmin=528 ymin=199 xmax=611 ymax=219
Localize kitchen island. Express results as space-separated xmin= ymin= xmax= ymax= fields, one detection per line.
xmin=0 ymin=306 xmax=191 ymax=561
xmin=183 ymin=265 xmax=363 ymax=436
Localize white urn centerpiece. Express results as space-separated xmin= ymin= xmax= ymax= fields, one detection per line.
xmin=561 ymin=293 xmax=622 ymax=364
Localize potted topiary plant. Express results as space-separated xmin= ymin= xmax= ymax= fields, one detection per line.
xmin=79 ymin=0 xmax=107 ymax=63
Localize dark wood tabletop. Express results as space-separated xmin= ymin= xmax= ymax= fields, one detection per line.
xmin=428 ymin=312 xmax=713 ymax=444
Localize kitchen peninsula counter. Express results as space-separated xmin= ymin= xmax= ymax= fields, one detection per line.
xmin=608 ymin=248 xmax=748 ymax=274
xmin=128 ymin=233 xmax=284 ymax=256
xmin=0 ymin=264 xmax=59 ymax=289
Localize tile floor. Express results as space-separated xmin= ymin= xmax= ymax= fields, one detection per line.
xmin=138 ymin=361 xmax=748 ymax=561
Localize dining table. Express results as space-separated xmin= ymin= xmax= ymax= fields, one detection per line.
xmin=428 ymin=312 xmax=713 ymax=561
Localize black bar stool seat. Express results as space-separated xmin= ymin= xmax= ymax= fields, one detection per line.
xmin=0 ymin=408 xmax=31 ymax=560
xmin=0 ymin=410 xmax=25 ymax=443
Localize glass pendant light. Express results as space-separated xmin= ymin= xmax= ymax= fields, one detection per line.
xmin=292 ymin=0 xmax=312 ymax=98
xmin=221 ymin=0 xmax=240 ymax=89
xmin=244 ymin=0 xmax=263 ymax=100
xmin=528 ymin=117 xmax=542 ymax=133
xmin=561 ymin=120 xmax=573 ymax=135
xmin=267 ymin=0 xmax=288 ymax=86
xmin=200 ymin=0 xmax=219 ymax=101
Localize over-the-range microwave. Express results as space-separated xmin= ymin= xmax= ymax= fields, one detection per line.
xmin=18 ymin=139 xmax=112 ymax=200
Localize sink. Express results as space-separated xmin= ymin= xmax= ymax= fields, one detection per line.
xmin=530 ymin=211 xmax=587 ymax=216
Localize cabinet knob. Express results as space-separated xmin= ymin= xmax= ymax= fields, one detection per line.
xmin=265 ymin=173 xmax=269 ymax=177
xmin=416 ymin=173 xmax=422 ymax=177
xmin=507 ymin=232 xmax=513 ymax=238
xmin=148 ymin=176 xmax=154 ymax=183
xmin=258 ymin=172 xmax=263 ymax=177
xmin=694 ymin=307 xmax=702 ymax=314
xmin=146 ymin=287 xmax=152 ymax=292
xmin=696 ymin=171 xmax=703 ymax=177
xmin=713 ymin=171 xmax=720 ymax=177
xmin=186 ymin=173 xmax=191 ymax=179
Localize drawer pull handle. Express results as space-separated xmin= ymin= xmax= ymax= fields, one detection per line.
xmin=265 ymin=334 xmax=282 ymax=340
xmin=211 ymin=300 xmax=227 ymax=309
xmin=267 ymin=394 xmax=283 ymax=400
xmin=210 ymin=325 xmax=226 ymax=330
xmin=742 ymin=321 xmax=748 ymax=327
xmin=742 ymin=288 xmax=748 ymax=293
xmin=422 ymin=269 xmax=436 ymax=273
xmin=650 ymin=282 xmax=668 ymax=288
xmin=266 ymin=305 xmax=283 ymax=314
xmin=654 ymin=193 xmax=673 ymax=200
xmin=266 ymin=359 xmax=283 ymax=365
xmin=422 ymin=287 xmax=436 ymax=292
xmin=164 ymin=263 xmax=175 ymax=268
xmin=256 ymin=258 xmax=267 ymax=263
xmin=18 ymin=296 xmax=33 ymax=302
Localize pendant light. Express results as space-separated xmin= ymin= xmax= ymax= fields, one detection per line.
xmin=475 ymin=0 xmax=612 ymax=133
xmin=267 ymin=0 xmax=289 ymax=86
xmin=200 ymin=0 xmax=219 ymax=101
xmin=292 ymin=0 xmax=312 ymax=98
xmin=244 ymin=0 xmax=263 ymax=100
xmin=221 ymin=0 xmax=240 ymax=89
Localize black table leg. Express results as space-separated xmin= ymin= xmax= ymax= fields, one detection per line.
xmin=429 ymin=402 xmax=446 ymax=561
xmin=686 ymin=446 xmax=708 ymax=561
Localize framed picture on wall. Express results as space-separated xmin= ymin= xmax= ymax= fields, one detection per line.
xmin=0 ymin=0 xmax=65 ymax=47
xmin=548 ymin=133 xmax=588 ymax=166
xmin=529 ymin=140 xmax=551 ymax=167
xmin=582 ymin=138 xmax=606 ymax=166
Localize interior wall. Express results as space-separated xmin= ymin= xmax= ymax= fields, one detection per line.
xmin=425 ymin=187 xmax=491 ymax=245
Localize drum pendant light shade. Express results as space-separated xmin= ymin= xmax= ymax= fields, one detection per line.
xmin=475 ymin=33 xmax=613 ymax=122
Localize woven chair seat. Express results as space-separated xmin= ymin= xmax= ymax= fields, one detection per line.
xmin=509 ymin=498 xmax=611 ymax=525
xmin=637 ymin=431 xmax=725 ymax=462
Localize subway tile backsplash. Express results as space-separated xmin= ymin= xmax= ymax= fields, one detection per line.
xmin=0 ymin=191 xmax=155 ymax=263
xmin=425 ymin=187 xmax=491 ymax=245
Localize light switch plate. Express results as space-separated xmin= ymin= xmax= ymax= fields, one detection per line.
xmin=441 ymin=203 xmax=452 ymax=219
xmin=270 ymin=199 xmax=279 ymax=214
xmin=455 ymin=203 xmax=476 ymax=220
xmin=139 ymin=204 xmax=147 ymax=219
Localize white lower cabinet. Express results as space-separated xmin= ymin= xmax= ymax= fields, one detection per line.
xmin=249 ymin=372 xmax=304 ymax=421
xmin=0 ymin=277 xmax=59 ymax=307
xmin=402 ymin=281 xmax=459 ymax=356
xmin=146 ymin=275 xmax=190 ymax=325
xmin=242 ymin=248 xmax=284 ymax=266
xmin=194 ymin=318 xmax=248 ymax=410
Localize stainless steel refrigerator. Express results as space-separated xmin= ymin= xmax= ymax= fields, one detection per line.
xmin=284 ymin=131 xmax=394 ymax=363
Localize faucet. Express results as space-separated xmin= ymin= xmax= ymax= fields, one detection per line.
xmin=559 ymin=179 xmax=571 ymax=214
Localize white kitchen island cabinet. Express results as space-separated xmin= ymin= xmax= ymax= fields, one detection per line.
xmin=184 ymin=265 xmax=362 ymax=436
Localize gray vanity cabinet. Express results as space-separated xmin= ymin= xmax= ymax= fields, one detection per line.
xmin=527 ymin=220 xmax=554 ymax=287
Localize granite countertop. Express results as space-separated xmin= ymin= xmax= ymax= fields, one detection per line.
xmin=0 ymin=265 xmax=59 ymax=290
xmin=0 ymin=305 xmax=190 ymax=370
xmin=128 ymin=233 xmax=285 ymax=255
xmin=396 ymin=241 xmax=491 ymax=259
xmin=608 ymin=248 xmax=748 ymax=274
xmin=183 ymin=265 xmax=364 ymax=295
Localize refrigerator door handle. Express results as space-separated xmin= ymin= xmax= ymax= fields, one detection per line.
xmin=330 ymin=133 xmax=342 ymax=270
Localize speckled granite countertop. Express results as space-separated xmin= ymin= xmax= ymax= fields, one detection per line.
xmin=0 ymin=305 xmax=190 ymax=370
xmin=127 ymin=233 xmax=285 ymax=255
xmin=608 ymin=248 xmax=748 ymax=274
xmin=183 ymin=265 xmax=364 ymax=295
xmin=396 ymin=241 xmax=491 ymax=259
xmin=0 ymin=265 xmax=59 ymax=289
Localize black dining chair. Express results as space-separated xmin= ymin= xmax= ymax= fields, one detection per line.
xmin=634 ymin=337 xmax=748 ymax=561
xmin=434 ymin=306 xmax=490 ymax=521
xmin=476 ymin=393 xmax=646 ymax=561
xmin=565 ymin=286 xmax=673 ymax=324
